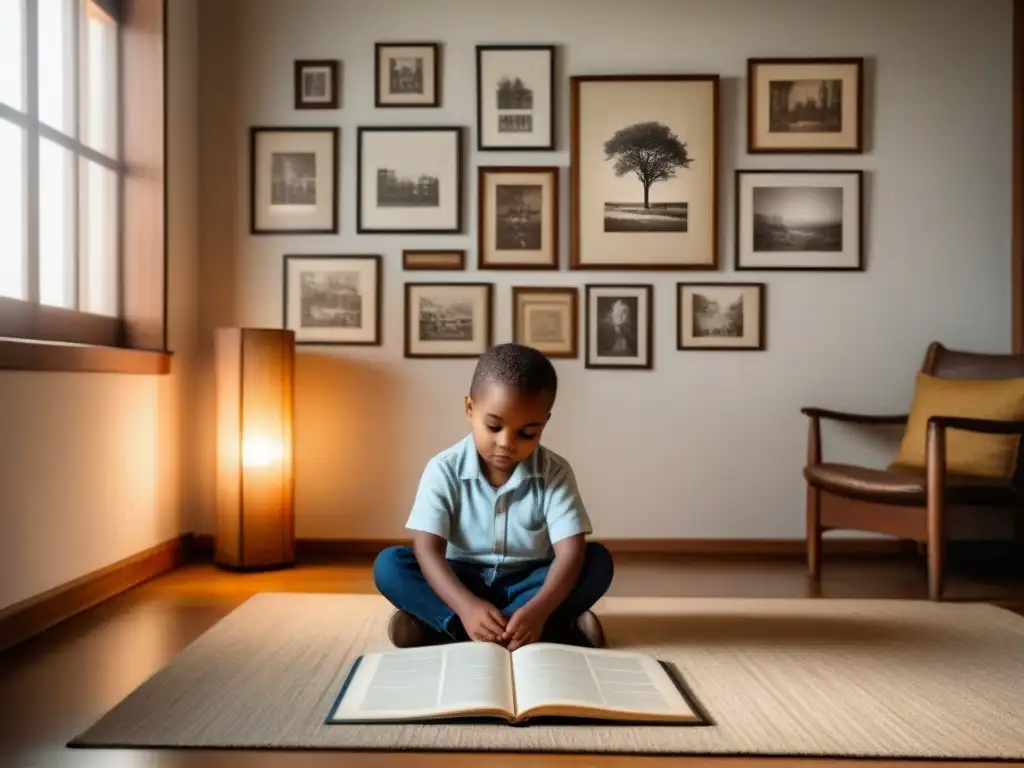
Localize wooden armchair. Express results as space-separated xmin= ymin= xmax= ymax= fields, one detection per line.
xmin=802 ymin=342 xmax=1024 ymax=600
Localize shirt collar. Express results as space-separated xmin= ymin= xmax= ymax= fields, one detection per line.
xmin=457 ymin=434 xmax=542 ymax=486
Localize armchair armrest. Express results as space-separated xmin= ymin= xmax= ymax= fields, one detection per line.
xmin=927 ymin=415 xmax=1024 ymax=436
xmin=802 ymin=406 xmax=908 ymax=425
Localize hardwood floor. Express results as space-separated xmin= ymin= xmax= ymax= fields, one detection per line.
xmin=1 ymin=551 xmax=1022 ymax=768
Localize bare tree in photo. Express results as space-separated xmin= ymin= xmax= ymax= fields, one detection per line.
xmin=495 ymin=184 xmax=542 ymax=250
xmin=692 ymin=292 xmax=743 ymax=337
xmin=300 ymin=271 xmax=362 ymax=328
xmin=603 ymin=121 xmax=691 ymax=232
xmin=768 ymin=79 xmax=842 ymax=133
xmin=271 ymin=152 xmax=317 ymax=206
xmin=418 ymin=297 xmax=474 ymax=341
xmin=752 ymin=186 xmax=843 ymax=252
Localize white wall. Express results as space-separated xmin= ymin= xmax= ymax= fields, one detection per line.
xmin=194 ymin=0 xmax=1013 ymax=541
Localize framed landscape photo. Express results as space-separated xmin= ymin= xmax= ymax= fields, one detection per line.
xmin=570 ymin=75 xmax=719 ymax=270
xmin=512 ymin=287 xmax=578 ymax=358
xmin=735 ymin=169 xmax=863 ymax=271
xmin=677 ymin=282 xmax=765 ymax=351
xmin=250 ymin=126 xmax=338 ymax=234
xmin=404 ymin=282 xmax=493 ymax=358
xmin=282 ymin=254 xmax=381 ymax=345
xmin=294 ymin=59 xmax=339 ymax=109
xmin=375 ymin=42 xmax=439 ymax=107
xmin=584 ymin=284 xmax=653 ymax=370
xmin=478 ymin=166 xmax=558 ymax=269
xmin=357 ymin=126 xmax=463 ymax=234
xmin=476 ymin=45 xmax=555 ymax=151
xmin=747 ymin=57 xmax=863 ymax=153
xmin=402 ymin=249 xmax=466 ymax=271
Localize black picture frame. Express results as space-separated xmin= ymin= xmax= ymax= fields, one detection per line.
xmin=475 ymin=44 xmax=556 ymax=151
xmin=282 ymin=254 xmax=382 ymax=346
xmin=374 ymin=42 xmax=441 ymax=108
xmin=294 ymin=59 xmax=340 ymax=110
xmin=403 ymin=282 xmax=494 ymax=359
xmin=584 ymin=284 xmax=654 ymax=370
xmin=676 ymin=282 xmax=766 ymax=351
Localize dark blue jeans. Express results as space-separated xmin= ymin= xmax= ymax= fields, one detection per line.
xmin=373 ymin=541 xmax=614 ymax=641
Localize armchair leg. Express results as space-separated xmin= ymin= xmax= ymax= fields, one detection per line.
xmin=807 ymin=484 xmax=822 ymax=581
xmin=926 ymin=424 xmax=946 ymax=601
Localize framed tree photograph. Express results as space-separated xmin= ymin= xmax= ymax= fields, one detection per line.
xmin=747 ymin=57 xmax=863 ymax=153
xmin=735 ymin=169 xmax=863 ymax=271
xmin=512 ymin=286 xmax=578 ymax=358
xmin=250 ymin=126 xmax=339 ymax=234
xmin=402 ymin=249 xmax=466 ymax=271
xmin=478 ymin=166 xmax=558 ymax=270
xmin=476 ymin=45 xmax=555 ymax=151
xmin=570 ymin=75 xmax=719 ymax=270
xmin=294 ymin=59 xmax=339 ymax=109
xmin=375 ymin=42 xmax=440 ymax=107
xmin=584 ymin=284 xmax=653 ymax=370
xmin=404 ymin=282 xmax=493 ymax=358
xmin=282 ymin=254 xmax=381 ymax=345
xmin=677 ymin=282 xmax=765 ymax=351
xmin=357 ymin=126 xmax=463 ymax=234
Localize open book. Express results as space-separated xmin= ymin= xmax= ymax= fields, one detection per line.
xmin=326 ymin=641 xmax=708 ymax=726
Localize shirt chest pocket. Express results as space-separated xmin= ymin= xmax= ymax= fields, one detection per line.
xmin=507 ymin=491 xmax=546 ymax=532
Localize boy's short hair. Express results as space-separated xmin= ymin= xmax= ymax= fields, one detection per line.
xmin=469 ymin=343 xmax=558 ymax=407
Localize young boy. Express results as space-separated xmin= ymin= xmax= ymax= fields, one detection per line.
xmin=373 ymin=342 xmax=614 ymax=651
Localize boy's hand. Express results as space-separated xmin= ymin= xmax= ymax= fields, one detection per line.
xmin=458 ymin=598 xmax=507 ymax=643
xmin=502 ymin=602 xmax=549 ymax=651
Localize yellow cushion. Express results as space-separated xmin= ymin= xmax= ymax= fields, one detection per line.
xmin=892 ymin=372 xmax=1024 ymax=478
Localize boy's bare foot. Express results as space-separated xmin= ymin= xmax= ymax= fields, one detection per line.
xmin=387 ymin=610 xmax=448 ymax=648
xmin=575 ymin=610 xmax=606 ymax=648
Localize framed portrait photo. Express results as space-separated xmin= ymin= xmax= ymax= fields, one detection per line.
xmin=570 ymin=75 xmax=719 ymax=270
xmin=735 ymin=169 xmax=863 ymax=271
xmin=294 ymin=59 xmax=339 ymax=109
xmin=476 ymin=44 xmax=555 ymax=151
xmin=478 ymin=166 xmax=559 ymax=269
xmin=375 ymin=42 xmax=440 ymax=107
xmin=250 ymin=126 xmax=339 ymax=234
xmin=404 ymin=282 xmax=493 ymax=358
xmin=282 ymin=254 xmax=381 ymax=345
xmin=357 ymin=126 xmax=463 ymax=234
xmin=512 ymin=286 xmax=578 ymax=358
xmin=747 ymin=57 xmax=863 ymax=153
xmin=584 ymin=284 xmax=653 ymax=370
xmin=402 ymin=249 xmax=466 ymax=271
xmin=677 ymin=282 xmax=765 ymax=351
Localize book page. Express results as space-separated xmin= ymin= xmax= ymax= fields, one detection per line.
xmin=329 ymin=642 xmax=515 ymax=722
xmin=511 ymin=643 xmax=698 ymax=722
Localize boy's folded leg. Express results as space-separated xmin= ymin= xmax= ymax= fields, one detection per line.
xmin=541 ymin=609 xmax=606 ymax=649
xmin=387 ymin=610 xmax=450 ymax=648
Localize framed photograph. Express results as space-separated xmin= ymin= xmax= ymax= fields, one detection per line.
xmin=357 ymin=126 xmax=463 ymax=234
xmin=677 ymin=282 xmax=765 ymax=351
xmin=747 ymin=57 xmax=863 ymax=153
xmin=375 ymin=42 xmax=439 ymax=107
xmin=570 ymin=75 xmax=719 ymax=270
xmin=735 ymin=169 xmax=863 ymax=270
xmin=402 ymin=249 xmax=466 ymax=271
xmin=250 ymin=127 xmax=339 ymax=234
xmin=282 ymin=254 xmax=381 ymax=345
xmin=584 ymin=284 xmax=653 ymax=370
xmin=478 ymin=166 xmax=558 ymax=270
xmin=404 ymin=283 xmax=493 ymax=358
xmin=476 ymin=45 xmax=555 ymax=151
xmin=294 ymin=59 xmax=339 ymax=109
xmin=512 ymin=287 xmax=578 ymax=358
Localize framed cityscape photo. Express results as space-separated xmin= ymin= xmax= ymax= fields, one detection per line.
xmin=294 ymin=59 xmax=339 ymax=109
xmin=282 ymin=254 xmax=381 ymax=345
xmin=250 ymin=126 xmax=339 ymax=234
xmin=478 ymin=166 xmax=558 ymax=269
xmin=570 ymin=75 xmax=719 ymax=270
xmin=677 ymin=282 xmax=765 ymax=351
xmin=357 ymin=126 xmax=463 ymax=234
xmin=584 ymin=284 xmax=653 ymax=370
xmin=404 ymin=282 xmax=493 ymax=358
xmin=402 ymin=249 xmax=466 ymax=271
xmin=375 ymin=42 xmax=440 ymax=107
xmin=476 ymin=45 xmax=555 ymax=151
xmin=747 ymin=57 xmax=863 ymax=153
xmin=735 ymin=169 xmax=863 ymax=271
xmin=512 ymin=287 xmax=578 ymax=358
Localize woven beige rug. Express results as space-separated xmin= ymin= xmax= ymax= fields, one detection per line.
xmin=69 ymin=593 xmax=1024 ymax=759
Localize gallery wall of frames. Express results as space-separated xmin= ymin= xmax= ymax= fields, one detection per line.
xmin=259 ymin=46 xmax=865 ymax=370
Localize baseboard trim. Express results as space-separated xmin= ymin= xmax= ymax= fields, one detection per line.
xmin=0 ymin=535 xmax=188 ymax=654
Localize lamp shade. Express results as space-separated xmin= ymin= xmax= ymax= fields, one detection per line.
xmin=214 ymin=327 xmax=296 ymax=570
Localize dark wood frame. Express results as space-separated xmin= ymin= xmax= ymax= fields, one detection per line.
xmin=281 ymin=254 xmax=382 ymax=346
xmin=676 ymin=282 xmax=767 ymax=351
xmin=746 ymin=56 xmax=864 ymax=154
xmin=374 ymin=42 xmax=440 ymax=108
xmin=403 ymin=282 xmax=493 ymax=359
xmin=734 ymin=169 xmax=864 ymax=272
xmin=569 ymin=74 xmax=720 ymax=271
xmin=583 ymin=283 xmax=654 ymax=370
xmin=293 ymin=59 xmax=339 ymax=110
xmin=249 ymin=126 xmax=339 ymax=235
xmin=475 ymin=44 xmax=556 ymax=151
xmin=402 ymin=249 xmax=466 ymax=271
xmin=477 ymin=165 xmax=559 ymax=270
xmin=511 ymin=286 xmax=579 ymax=359
xmin=356 ymin=126 xmax=463 ymax=235
xmin=1014 ymin=0 xmax=1024 ymax=353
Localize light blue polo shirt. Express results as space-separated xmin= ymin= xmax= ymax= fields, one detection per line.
xmin=405 ymin=434 xmax=592 ymax=573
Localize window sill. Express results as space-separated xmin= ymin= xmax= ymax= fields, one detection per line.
xmin=0 ymin=337 xmax=172 ymax=374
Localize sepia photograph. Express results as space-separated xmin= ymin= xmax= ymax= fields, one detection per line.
xmin=294 ymin=59 xmax=339 ymax=109
xmin=250 ymin=127 xmax=338 ymax=234
xmin=512 ymin=286 xmax=578 ymax=358
xmin=389 ymin=56 xmax=423 ymax=94
xmin=476 ymin=45 xmax=555 ymax=150
xmin=375 ymin=42 xmax=439 ymax=107
xmin=752 ymin=185 xmax=842 ymax=252
xmin=404 ymin=283 xmax=493 ymax=358
xmin=769 ymin=79 xmax=842 ymax=133
xmin=270 ymin=152 xmax=316 ymax=206
xmin=376 ymin=168 xmax=440 ymax=207
xmin=677 ymin=282 xmax=765 ymax=350
xmin=402 ymin=249 xmax=466 ymax=271
xmin=585 ymin=284 xmax=653 ymax=369
xmin=282 ymin=254 xmax=381 ymax=345
xmin=478 ymin=166 xmax=558 ymax=268
xmin=496 ymin=184 xmax=542 ymax=249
